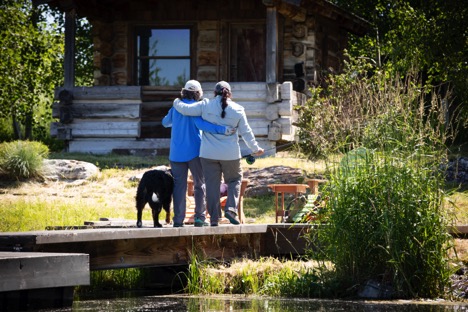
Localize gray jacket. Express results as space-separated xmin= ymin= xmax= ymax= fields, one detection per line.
xmin=173 ymin=96 xmax=261 ymax=160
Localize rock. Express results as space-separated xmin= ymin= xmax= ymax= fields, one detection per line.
xmin=444 ymin=156 xmax=468 ymax=185
xmin=243 ymin=166 xmax=312 ymax=197
xmin=357 ymin=279 xmax=394 ymax=299
xmin=42 ymin=159 xmax=100 ymax=181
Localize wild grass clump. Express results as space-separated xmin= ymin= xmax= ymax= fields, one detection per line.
xmin=184 ymin=255 xmax=334 ymax=297
xmin=295 ymin=57 xmax=455 ymax=160
xmin=297 ymin=56 xmax=455 ymax=299
xmin=312 ymin=148 xmax=452 ymax=298
xmin=0 ymin=140 xmax=49 ymax=179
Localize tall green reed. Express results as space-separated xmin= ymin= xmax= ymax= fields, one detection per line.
xmin=314 ymin=148 xmax=451 ymax=298
xmin=298 ymin=56 xmax=454 ymax=298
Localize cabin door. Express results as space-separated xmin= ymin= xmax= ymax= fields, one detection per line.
xmin=229 ymin=23 xmax=266 ymax=82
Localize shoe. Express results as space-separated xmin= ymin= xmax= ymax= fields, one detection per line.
xmin=173 ymin=223 xmax=184 ymax=228
xmin=194 ymin=218 xmax=209 ymax=227
xmin=210 ymin=223 xmax=218 ymax=227
xmin=225 ymin=209 xmax=240 ymax=225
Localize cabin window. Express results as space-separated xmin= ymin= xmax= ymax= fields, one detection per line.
xmin=135 ymin=28 xmax=191 ymax=86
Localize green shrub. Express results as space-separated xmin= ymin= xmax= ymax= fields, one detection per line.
xmin=295 ymin=56 xmax=454 ymax=159
xmin=298 ymin=56 xmax=454 ymax=299
xmin=0 ymin=140 xmax=49 ymax=179
xmin=312 ymin=148 xmax=452 ymax=298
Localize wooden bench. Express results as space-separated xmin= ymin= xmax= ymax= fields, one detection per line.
xmin=185 ymin=179 xmax=249 ymax=224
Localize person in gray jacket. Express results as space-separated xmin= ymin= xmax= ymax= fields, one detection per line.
xmin=173 ymin=81 xmax=264 ymax=225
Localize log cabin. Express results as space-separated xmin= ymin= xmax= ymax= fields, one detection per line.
xmin=34 ymin=0 xmax=369 ymax=155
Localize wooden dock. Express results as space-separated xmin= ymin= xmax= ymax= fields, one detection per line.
xmin=0 ymin=222 xmax=467 ymax=309
xmin=0 ymin=223 xmax=311 ymax=309
xmin=0 ymin=224 xmax=310 ymax=270
xmin=0 ymin=252 xmax=89 ymax=310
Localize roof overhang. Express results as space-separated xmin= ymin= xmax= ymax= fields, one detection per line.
xmin=34 ymin=0 xmax=370 ymax=36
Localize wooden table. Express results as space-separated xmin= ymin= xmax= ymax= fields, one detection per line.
xmin=268 ymin=184 xmax=309 ymax=223
xmin=306 ymin=179 xmax=328 ymax=194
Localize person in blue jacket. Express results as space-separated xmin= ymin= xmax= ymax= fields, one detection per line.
xmin=173 ymin=81 xmax=264 ymax=226
xmin=162 ymin=80 xmax=236 ymax=228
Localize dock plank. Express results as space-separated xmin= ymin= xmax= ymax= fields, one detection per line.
xmin=0 ymin=252 xmax=89 ymax=292
xmin=0 ymin=225 xmax=270 ymax=270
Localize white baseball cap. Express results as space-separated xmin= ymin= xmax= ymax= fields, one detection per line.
xmin=183 ymin=80 xmax=202 ymax=92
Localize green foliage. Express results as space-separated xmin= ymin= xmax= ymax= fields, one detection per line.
xmin=76 ymin=268 xmax=147 ymax=296
xmin=45 ymin=7 xmax=94 ymax=86
xmin=295 ymin=56 xmax=453 ymax=160
xmin=0 ymin=0 xmax=63 ymax=141
xmin=311 ymin=148 xmax=452 ymax=298
xmin=331 ymin=0 xmax=468 ymax=141
xmin=297 ymin=55 xmax=454 ymax=298
xmin=0 ymin=140 xmax=49 ymax=180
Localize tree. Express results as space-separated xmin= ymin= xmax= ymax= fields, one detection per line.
xmin=45 ymin=7 xmax=94 ymax=86
xmin=332 ymin=0 xmax=468 ymax=142
xmin=0 ymin=0 xmax=63 ymax=140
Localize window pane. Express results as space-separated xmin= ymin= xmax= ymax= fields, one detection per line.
xmin=146 ymin=59 xmax=190 ymax=86
xmin=149 ymin=29 xmax=190 ymax=57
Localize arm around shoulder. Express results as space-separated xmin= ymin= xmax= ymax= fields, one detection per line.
xmin=173 ymin=98 xmax=207 ymax=116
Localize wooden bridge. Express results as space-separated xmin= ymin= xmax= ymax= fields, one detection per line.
xmin=0 ymin=223 xmax=311 ymax=310
xmin=3 ymin=221 xmax=465 ymax=310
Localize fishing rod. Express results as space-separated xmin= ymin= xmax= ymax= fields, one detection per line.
xmin=242 ymin=142 xmax=294 ymax=165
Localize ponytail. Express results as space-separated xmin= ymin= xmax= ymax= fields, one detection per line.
xmin=217 ymin=88 xmax=231 ymax=118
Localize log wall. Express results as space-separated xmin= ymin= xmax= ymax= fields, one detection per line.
xmin=50 ymin=82 xmax=306 ymax=155
xmin=48 ymin=0 xmax=367 ymax=154
xmin=89 ymin=0 xmax=350 ymax=89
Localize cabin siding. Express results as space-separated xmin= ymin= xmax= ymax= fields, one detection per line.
xmin=39 ymin=0 xmax=368 ymax=154
xmin=51 ymin=82 xmax=302 ymax=154
xmin=89 ymin=3 xmax=351 ymax=90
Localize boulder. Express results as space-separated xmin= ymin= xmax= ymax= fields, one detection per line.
xmin=42 ymin=159 xmax=100 ymax=181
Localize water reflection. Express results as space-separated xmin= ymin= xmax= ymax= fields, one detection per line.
xmin=43 ymin=295 xmax=468 ymax=312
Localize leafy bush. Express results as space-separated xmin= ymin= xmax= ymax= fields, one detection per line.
xmin=299 ymin=56 xmax=454 ymax=299
xmin=295 ymin=57 xmax=454 ymax=159
xmin=0 ymin=140 xmax=49 ymax=179
xmin=313 ymin=148 xmax=452 ymax=298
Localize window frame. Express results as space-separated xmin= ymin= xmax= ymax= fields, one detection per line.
xmin=132 ymin=25 xmax=195 ymax=87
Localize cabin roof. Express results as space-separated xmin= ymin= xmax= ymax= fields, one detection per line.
xmin=34 ymin=0 xmax=370 ymax=36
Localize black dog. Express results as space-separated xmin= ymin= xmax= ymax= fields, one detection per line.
xmin=136 ymin=168 xmax=173 ymax=228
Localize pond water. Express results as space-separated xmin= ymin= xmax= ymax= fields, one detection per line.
xmin=42 ymin=295 xmax=468 ymax=312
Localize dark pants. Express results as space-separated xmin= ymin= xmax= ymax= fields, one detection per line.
xmin=200 ymin=158 xmax=242 ymax=224
xmin=170 ymin=157 xmax=206 ymax=225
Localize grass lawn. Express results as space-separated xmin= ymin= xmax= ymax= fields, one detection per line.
xmin=0 ymin=151 xmax=467 ymax=260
